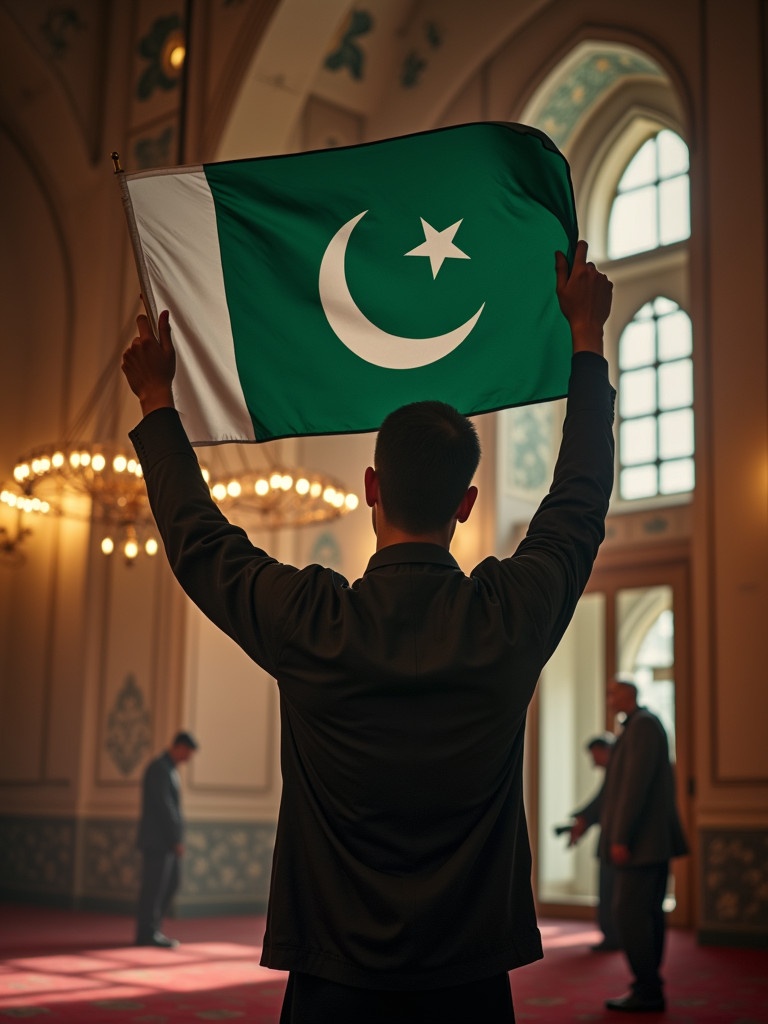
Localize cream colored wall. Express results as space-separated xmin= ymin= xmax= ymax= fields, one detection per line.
xmin=692 ymin=1 xmax=768 ymax=806
xmin=0 ymin=4 xmax=127 ymax=820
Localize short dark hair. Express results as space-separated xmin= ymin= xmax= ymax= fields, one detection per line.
xmin=586 ymin=733 xmax=615 ymax=752
xmin=172 ymin=730 xmax=199 ymax=750
xmin=613 ymin=675 xmax=638 ymax=700
xmin=374 ymin=401 xmax=481 ymax=534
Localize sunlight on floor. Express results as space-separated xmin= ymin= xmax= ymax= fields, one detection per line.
xmin=0 ymin=942 xmax=286 ymax=1008
xmin=537 ymin=922 xmax=604 ymax=951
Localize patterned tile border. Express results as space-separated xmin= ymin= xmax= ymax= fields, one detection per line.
xmin=700 ymin=828 xmax=768 ymax=936
xmin=0 ymin=815 xmax=275 ymax=914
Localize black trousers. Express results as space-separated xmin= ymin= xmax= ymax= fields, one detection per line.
xmin=279 ymin=971 xmax=515 ymax=1024
xmin=135 ymin=849 xmax=179 ymax=941
xmin=612 ymin=861 xmax=669 ymax=1000
xmin=597 ymin=860 xmax=620 ymax=946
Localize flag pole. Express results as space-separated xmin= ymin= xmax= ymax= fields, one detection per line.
xmin=111 ymin=151 xmax=159 ymax=330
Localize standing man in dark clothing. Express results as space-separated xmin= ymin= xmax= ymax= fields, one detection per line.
xmin=121 ymin=241 xmax=614 ymax=1022
xmin=569 ymin=733 xmax=620 ymax=951
xmin=135 ymin=730 xmax=198 ymax=947
xmin=601 ymin=679 xmax=688 ymax=1013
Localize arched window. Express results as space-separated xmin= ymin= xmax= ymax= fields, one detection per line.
xmin=608 ymin=129 xmax=690 ymax=259
xmin=601 ymin=126 xmax=694 ymax=505
xmin=618 ymin=297 xmax=694 ymax=500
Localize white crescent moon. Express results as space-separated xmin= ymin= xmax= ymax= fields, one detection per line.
xmin=318 ymin=210 xmax=485 ymax=370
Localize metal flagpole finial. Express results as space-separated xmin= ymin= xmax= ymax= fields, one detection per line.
xmin=111 ymin=151 xmax=123 ymax=174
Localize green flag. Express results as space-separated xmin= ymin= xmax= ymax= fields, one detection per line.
xmin=123 ymin=122 xmax=577 ymax=444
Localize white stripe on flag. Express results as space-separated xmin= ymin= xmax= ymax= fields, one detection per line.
xmin=126 ymin=169 xmax=256 ymax=443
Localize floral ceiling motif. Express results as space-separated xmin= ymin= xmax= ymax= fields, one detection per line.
xmin=324 ymin=8 xmax=374 ymax=81
xmin=535 ymin=50 xmax=664 ymax=149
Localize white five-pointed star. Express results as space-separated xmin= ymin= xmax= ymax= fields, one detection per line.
xmin=405 ymin=217 xmax=470 ymax=279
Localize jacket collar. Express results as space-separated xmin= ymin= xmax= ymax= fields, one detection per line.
xmin=365 ymin=542 xmax=460 ymax=574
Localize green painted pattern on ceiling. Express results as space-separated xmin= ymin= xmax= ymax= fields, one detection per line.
xmin=538 ymin=50 xmax=664 ymax=148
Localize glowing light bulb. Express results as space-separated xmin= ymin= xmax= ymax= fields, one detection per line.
xmin=91 ymin=454 xmax=106 ymax=472
xmin=113 ymin=455 xmax=127 ymax=472
xmin=227 ymin=480 xmax=242 ymax=497
xmin=345 ymin=494 xmax=359 ymax=510
xmin=124 ymin=538 xmax=139 ymax=560
xmin=211 ymin=483 xmax=227 ymax=501
xmin=145 ymin=537 xmax=159 ymax=556
xmin=101 ymin=537 xmax=115 ymax=555
xmin=169 ymin=44 xmax=185 ymax=69
xmin=269 ymin=472 xmax=282 ymax=490
xmin=296 ymin=478 xmax=310 ymax=495
xmin=255 ymin=479 xmax=269 ymax=496
xmin=310 ymin=482 xmax=322 ymax=498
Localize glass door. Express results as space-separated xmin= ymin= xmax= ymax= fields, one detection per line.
xmin=531 ymin=557 xmax=691 ymax=926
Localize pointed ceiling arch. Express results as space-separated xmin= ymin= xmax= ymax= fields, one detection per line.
xmin=519 ymin=42 xmax=668 ymax=153
xmin=515 ymin=40 xmax=689 ymax=262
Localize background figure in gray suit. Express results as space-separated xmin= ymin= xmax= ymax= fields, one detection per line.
xmin=568 ymin=734 xmax=619 ymax=952
xmin=600 ymin=679 xmax=688 ymax=1013
xmin=135 ymin=730 xmax=198 ymax=947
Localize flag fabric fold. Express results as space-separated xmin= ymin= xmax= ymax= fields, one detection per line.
xmin=121 ymin=121 xmax=578 ymax=444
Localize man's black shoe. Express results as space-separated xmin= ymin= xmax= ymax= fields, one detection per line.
xmin=136 ymin=931 xmax=179 ymax=948
xmin=591 ymin=940 xmax=620 ymax=952
xmin=606 ymin=992 xmax=665 ymax=1012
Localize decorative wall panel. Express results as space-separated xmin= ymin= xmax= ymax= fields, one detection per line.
xmin=0 ymin=817 xmax=75 ymax=897
xmin=700 ymin=829 xmax=768 ymax=942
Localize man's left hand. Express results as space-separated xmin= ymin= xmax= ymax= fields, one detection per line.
xmin=122 ymin=308 xmax=176 ymax=416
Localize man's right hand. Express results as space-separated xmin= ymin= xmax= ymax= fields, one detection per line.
xmin=568 ymin=815 xmax=587 ymax=846
xmin=122 ymin=308 xmax=176 ymax=417
xmin=555 ymin=240 xmax=613 ymax=356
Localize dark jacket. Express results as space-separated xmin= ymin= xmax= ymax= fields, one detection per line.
xmin=137 ymin=751 xmax=183 ymax=852
xmin=129 ymin=352 xmax=615 ymax=990
xmin=598 ymin=708 xmax=688 ymax=865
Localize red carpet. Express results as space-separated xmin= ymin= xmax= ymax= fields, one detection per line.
xmin=1 ymin=905 xmax=766 ymax=1021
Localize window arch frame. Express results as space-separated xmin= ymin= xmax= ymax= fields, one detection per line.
xmin=576 ymin=111 xmax=694 ymax=513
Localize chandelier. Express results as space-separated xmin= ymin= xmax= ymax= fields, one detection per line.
xmin=208 ymin=465 xmax=358 ymax=529
xmin=12 ymin=441 xmax=160 ymax=562
xmin=8 ymin=303 xmax=359 ymax=564
xmin=0 ymin=482 xmax=55 ymax=565
xmin=12 ymin=440 xmax=359 ymax=564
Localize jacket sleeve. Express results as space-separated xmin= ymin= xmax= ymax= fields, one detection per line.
xmin=143 ymin=759 xmax=183 ymax=848
xmin=479 ymin=352 xmax=615 ymax=664
xmin=129 ymin=409 xmax=317 ymax=676
xmin=572 ymin=782 xmax=604 ymax=826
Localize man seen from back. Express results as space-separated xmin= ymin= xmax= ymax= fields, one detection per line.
xmin=121 ymin=240 xmax=614 ymax=1023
